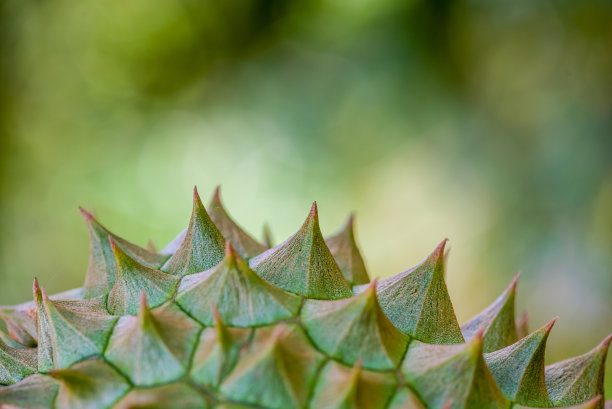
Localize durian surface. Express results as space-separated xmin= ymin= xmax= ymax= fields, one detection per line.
xmin=0 ymin=187 xmax=609 ymax=409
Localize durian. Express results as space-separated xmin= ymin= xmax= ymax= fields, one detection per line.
xmin=0 ymin=186 xmax=609 ymax=409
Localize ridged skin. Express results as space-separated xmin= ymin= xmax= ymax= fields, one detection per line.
xmin=0 ymin=187 xmax=609 ymax=409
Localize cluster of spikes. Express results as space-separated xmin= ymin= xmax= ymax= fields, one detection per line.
xmin=0 ymin=186 xmax=610 ymax=409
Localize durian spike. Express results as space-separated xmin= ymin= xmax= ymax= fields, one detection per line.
xmin=190 ymin=304 xmax=252 ymax=388
xmin=160 ymin=186 xmax=225 ymax=276
xmin=49 ymin=359 xmax=130 ymax=409
xmin=175 ymin=240 xmax=301 ymax=326
xmin=462 ymin=273 xmax=519 ymax=352
xmin=0 ymin=334 xmax=36 ymax=385
xmin=485 ymin=317 xmax=557 ymax=406
xmin=208 ymin=186 xmax=267 ymax=258
xmin=78 ymin=207 xmax=167 ymax=298
xmin=33 ymin=278 xmax=117 ymax=372
xmin=0 ymin=373 xmax=59 ymax=408
xmin=249 ymin=201 xmax=352 ymax=299
xmin=0 ymin=304 xmax=37 ymax=348
xmin=220 ymin=324 xmax=325 ymax=409
xmin=402 ymin=327 xmax=508 ymax=409
xmin=104 ymin=291 xmax=201 ymax=387
xmin=302 ymin=279 xmax=409 ymax=370
xmin=545 ymin=333 xmax=612 ymax=408
xmin=325 ymin=213 xmax=370 ymax=285
xmin=107 ymin=236 xmax=179 ymax=316
xmin=374 ymin=239 xmax=464 ymax=344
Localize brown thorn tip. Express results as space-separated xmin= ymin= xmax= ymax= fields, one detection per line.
xmin=213 ymin=186 xmax=221 ymax=201
xmin=510 ymin=272 xmax=520 ymax=291
xmin=435 ymin=238 xmax=449 ymax=255
xmin=429 ymin=239 xmax=449 ymax=263
xmin=48 ymin=369 xmax=63 ymax=380
xmin=33 ymin=278 xmax=48 ymax=301
xmin=212 ymin=304 xmax=221 ymax=322
xmin=544 ymin=317 xmax=558 ymax=332
xmin=365 ymin=278 xmax=378 ymax=293
xmin=598 ymin=334 xmax=612 ymax=350
xmin=78 ymin=206 xmax=93 ymax=221
xmin=108 ymin=235 xmax=118 ymax=251
xmin=351 ymin=360 xmax=363 ymax=377
xmin=347 ymin=213 xmax=355 ymax=227
xmin=193 ymin=186 xmax=201 ymax=201
xmin=225 ymin=241 xmax=236 ymax=258
xmin=271 ymin=323 xmax=287 ymax=340
xmin=473 ymin=327 xmax=486 ymax=341
xmin=309 ymin=201 xmax=318 ymax=217
xmin=139 ymin=292 xmax=148 ymax=310
xmin=33 ymin=278 xmax=41 ymax=296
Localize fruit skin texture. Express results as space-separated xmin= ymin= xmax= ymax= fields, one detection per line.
xmin=0 ymin=186 xmax=610 ymax=409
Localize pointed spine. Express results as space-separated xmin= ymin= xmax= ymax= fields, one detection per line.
xmin=161 ymin=186 xmax=225 ymax=276
xmin=33 ymin=278 xmax=118 ymax=372
xmin=462 ymin=273 xmax=519 ymax=352
xmin=107 ymin=237 xmax=179 ymax=315
xmin=220 ymin=324 xmax=325 ymax=409
xmin=485 ymin=318 xmax=557 ymax=406
xmin=176 ymin=241 xmax=301 ymax=326
xmin=545 ymin=334 xmax=611 ymax=408
xmin=249 ymin=202 xmax=352 ymax=299
xmin=0 ymin=337 xmax=37 ymax=385
xmin=402 ymin=329 xmax=508 ymax=409
xmin=325 ymin=213 xmax=370 ymax=285
xmin=104 ymin=294 xmax=200 ymax=386
xmin=209 ymin=186 xmax=267 ymax=258
xmin=375 ymin=239 xmax=464 ymax=344
xmin=301 ymin=280 xmax=410 ymax=370
xmin=50 ymin=359 xmax=130 ymax=409
xmin=79 ymin=207 xmax=167 ymax=298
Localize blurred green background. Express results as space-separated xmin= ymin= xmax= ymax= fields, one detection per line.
xmin=1 ymin=0 xmax=611 ymax=396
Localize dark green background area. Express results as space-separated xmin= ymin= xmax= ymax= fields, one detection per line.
xmin=1 ymin=0 xmax=611 ymax=397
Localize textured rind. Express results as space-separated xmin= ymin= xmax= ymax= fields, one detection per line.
xmin=176 ymin=242 xmax=301 ymax=327
xmin=363 ymin=239 xmax=464 ymax=344
xmin=401 ymin=335 xmax=510 ymax=409
xmin=249 ymin=202 xmax=353 ymax=300
xmin=104 ymin=296 xmax=201 ymax=387
xmin=161 ymin=187 xmax=225 ymax=277
xmin=484 ymin=319 xmax=556 ymax=406
xmin=0 ymin=187 xmax=609 ymax=409
xmin=301 ymin=281 xmax=409 ymax=370
xmin=79 ymin=207 xmax=168 ymax=299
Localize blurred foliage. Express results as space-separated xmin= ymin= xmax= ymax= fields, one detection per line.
xmin=1 ymin=0 xmax=611 ymax=396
